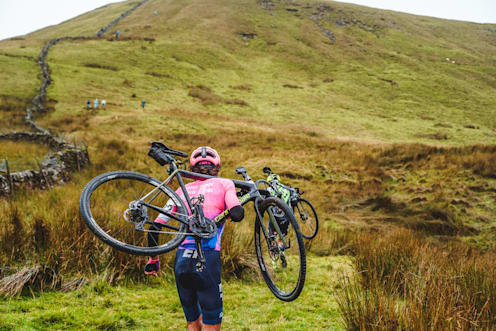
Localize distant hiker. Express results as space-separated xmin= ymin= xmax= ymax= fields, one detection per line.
xmin=86 ymin=100 xmax=91 ymax=109
xmin=94 ymin=98 xmax=99 ymax=109
xmin=141 ymin=100 xmax=146 ymax=109
xmin=153 ymin=10 xmax=158 ymax=15
xmin=101 ymin=99 xmax=106 ymax=110
xmin=116 ymin=30 xmax=121 ymax=39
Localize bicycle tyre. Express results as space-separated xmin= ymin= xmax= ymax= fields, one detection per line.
xmin=293 ymin=198 xmax=319 ymax=240
xmin=254 ymin=197 xmax=306 ymax=302
xmin=79 ymin=171 xmax=188 ymax=256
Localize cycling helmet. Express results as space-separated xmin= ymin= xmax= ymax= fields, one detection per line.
xmin=190 ymin=146 xmax=221 ymax=176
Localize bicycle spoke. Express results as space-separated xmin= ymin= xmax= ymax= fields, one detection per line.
xmin=293 ymin=199 xmax=318 ymax=239
xmin=88 ymin=175 xmax=185 ymax=249
xmin=257 ymin=198 xmax=305 ymax=300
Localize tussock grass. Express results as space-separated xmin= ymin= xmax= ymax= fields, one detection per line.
xmin=0 ymin=141 xmax=51 ymax=172
xmin=338 ymin=228 xmax=496 ymax=329
xmin=0 ymin=95 xmax=32 ymax=131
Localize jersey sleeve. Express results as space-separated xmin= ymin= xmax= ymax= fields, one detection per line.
xmin=223 ymin=179 xmax=241 ymax=210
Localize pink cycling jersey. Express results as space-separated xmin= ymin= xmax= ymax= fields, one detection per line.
xmin=155 ymin=177 xmax=240 ymax=251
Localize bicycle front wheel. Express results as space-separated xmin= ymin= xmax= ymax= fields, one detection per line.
xmin=254 ymin=197 xmax=306 ymax=302
xmin=293 ymin=198 xmax=319 ymax=240
xmin=79 ymin=171 xmax=188 ymax=256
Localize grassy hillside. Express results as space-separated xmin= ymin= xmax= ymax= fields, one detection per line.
xmin=2 ymin=0 xmax=496 ymax=144
xmin=1 ymin=0 xmax=496 ymax=329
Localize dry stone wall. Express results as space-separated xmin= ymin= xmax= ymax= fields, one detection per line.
xmin=96 ymin=0 xmax=149 ymax=37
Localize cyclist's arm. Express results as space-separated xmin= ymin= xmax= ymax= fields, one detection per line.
xmin=224 ymin=180 xmax=244 ymax=222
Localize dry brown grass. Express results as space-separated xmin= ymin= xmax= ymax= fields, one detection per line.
xmin=188 ymin=85 xmax=222 ymax=105
xmin=83 ymin=63 xmax=119 ymax=71
xmin=230 ymin=84 xmax=252 ymax=91
xmin=0 ymin=95 xmax=27 ymax=111
xmin=338 ymin=228 xmax=496 ymax=329
xmin=282 ymin=83 xmax=303 ymax=89
xmin=145 ymin=71 xmax=171 ymax=78
xmin=0 ymin=265 xmax=61 ymax=297
xmin=0 ymin=125 xmax=495 ymax=292
xmin=223 ymin=98 xmax=249 ymax=106
xmin=188 ymin=85 xmax=249 ymax=106
xmin=47 ymin=113 xmax=91 ymax=133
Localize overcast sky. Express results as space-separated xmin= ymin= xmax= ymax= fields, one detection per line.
xmin=1 ymin=0 xmax=495 ymax=41
xmin=0 ymin=0 xmax=124 ymax=41
xmin=337 ymin=0 xmax=496 ymax=24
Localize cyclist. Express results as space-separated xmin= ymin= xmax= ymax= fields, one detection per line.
xmin=145 ymin=146 xmax=244 ymax=331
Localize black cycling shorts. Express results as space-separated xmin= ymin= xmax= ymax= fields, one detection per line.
xmin=174 ymin=249 xmax=223 ymax=325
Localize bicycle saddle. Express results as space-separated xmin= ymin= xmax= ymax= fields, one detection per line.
xmin=235 ymin=166 xmax=247 ymax=175
xmin=150 ymin=141 xmax=188 ymax=157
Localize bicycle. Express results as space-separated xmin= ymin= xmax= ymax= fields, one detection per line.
xmin=79 ymin=142 xmax=306 ymax=301
xmin=257 ymin=167 xmax=319 ymax=240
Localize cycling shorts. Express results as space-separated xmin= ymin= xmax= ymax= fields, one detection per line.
xmin=174 ymin=249 xmax=223 ymax=325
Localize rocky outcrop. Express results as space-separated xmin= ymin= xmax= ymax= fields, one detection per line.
xmin=96 ymin=0 xmax=150 ymax=37
xmin=309 ymin=3 xmax=335 ymax=44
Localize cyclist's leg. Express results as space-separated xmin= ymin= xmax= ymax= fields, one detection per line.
xmin=145 ymin=219 xmax=167 ymax=275
xmin=197 ymin=250 xmax=223 ymax=328
xmin=175 ymin=249 xmax=202 ymax=324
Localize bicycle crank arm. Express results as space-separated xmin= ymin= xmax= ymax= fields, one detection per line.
xmin=195 ymin=238 xmax=207 ymax=272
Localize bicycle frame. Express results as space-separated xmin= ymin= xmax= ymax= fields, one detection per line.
xmin=136 ymin=160 xmax=290 ymax=253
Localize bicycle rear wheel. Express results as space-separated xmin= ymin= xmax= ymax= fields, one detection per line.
xmin=254 ymin=197 xmax=306 ymax=302
xmin=293 ymin=198 xmax=319 ymax=240
xmin=79 ymin=171 xmax=188 ymax=256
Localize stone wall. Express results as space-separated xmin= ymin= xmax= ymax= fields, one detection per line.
xmin=96 ymin=0 xmax=149 ymax=37
xmin=0 ymin=145 xmax=90 ymax=194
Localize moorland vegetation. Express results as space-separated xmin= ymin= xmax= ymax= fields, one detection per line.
xmin=1 ymin=0 xmax=495 ymax=329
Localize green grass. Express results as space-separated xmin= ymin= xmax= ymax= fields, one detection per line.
xmin=0 ymin=255 xmax=351 ymax=330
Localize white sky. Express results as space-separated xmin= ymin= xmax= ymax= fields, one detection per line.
xmin=0 ymin=0 xmax=124 ymax=41
xmin=335 ymin=0 xmax=496 ymax=24
xmin=0 ymin=0 xmax=495 ymax=41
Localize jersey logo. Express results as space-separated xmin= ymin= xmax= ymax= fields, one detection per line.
xmin=182 ymin=249 xmax=198 ymax=259
xmin=199 ymin=182 xmax=214 ymax=194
